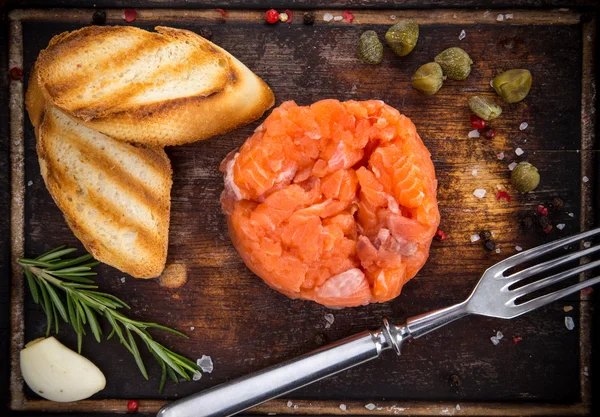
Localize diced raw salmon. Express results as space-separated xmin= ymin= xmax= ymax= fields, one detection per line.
xmin=221 ymin=100 xmax=439 ymax=307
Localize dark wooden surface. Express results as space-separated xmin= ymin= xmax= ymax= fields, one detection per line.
xmin=1 ymin=2 xmax=599 ymax=417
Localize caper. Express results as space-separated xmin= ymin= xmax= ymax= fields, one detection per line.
xmin=411 ymin=62 xmax=445 ymax=95
xmin=385 ymin=20 xmax=419 ymax=56
xmin=511 ymin=162 xmax=540 ymax=192
xmin=434 ymin=47 xmax=473 ymax=80
xmin=492 ymin=69 xmax=532 ymax=103
xmin=357 ymin=31 xmax=383 ymax=65
xmin=468 ymin=96 xmax=503 ymax=121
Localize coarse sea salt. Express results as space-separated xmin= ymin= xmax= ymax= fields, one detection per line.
xmin=473 ymin=189 xmax=486 ymax=198
xmin=324 ymin=313 xmax=335 ymax=324
xmin=483 ymin=10 xmax=490 ymax=17
xmin=496 ymin=184 xmax=503 ymax=190
xmin=583 ymin=176 xmax=589 ymax=183
xmin=519 ymin=121 xmax=528 ymax=130
xmin=333 ymin=15 xmax=343 ymax=21
xmin=568 ymin=212 xmax=575 ymax=217
xmin=27 ymin=180 xmax=33 ymax=186
xmin=497 ymin=14 xmax=505 ymax=21
xmin=287 ymin=401 xmax=293 ymax=408
xmin=323 ymin=13 xmax=333 ymax=22
xmin=497 ymin=152 xmax=505 ymax=160
xmin=459 ymin=30 xmax=466 ymax=40
xmin=584 ymin=241 xmax=592 ymax=248
xmin=515 ymin=246 xmax=523 ymax=252
xmin=505 ymin=13 xmax=514 ymax=19
xmin=557 ymin=224 xmax=565 ymax=230
xmin=456 ymin=404 xmax=461 ymax=411
xmin=491 ymin=336 xmax=500 ymax=345
xmin=340 ymin=404 xmax=347 ymax=411
xmin=192 ymin=371 xmax=202 ymax=381
xmin=508 ymin=162 xmax=518 ymax=171
xmin=565 ymin=316 xmax=575 ymax=330
xmin=390 ymin=15 xmax=397 ymax=20
xmin=472 ymin=169 xmax=478 ymax=176
xmin=584 ymin=366 xmax=589 ymax=377
xmin=515 ymin=147 xmax=524 ymax=156
xmin=468 ymin=129 xmax=480 ymax=138
xmin=120 ymin=277 xmax=126 ymax=283
xmin=471 ymin=234 xmax=481 ymax=243
xmin=495 ymin=248 xmax=501 ymax=254
xmin=496 ymin=331 xmax=504 ymax=340
xmin=190 ymin=326 xmax=195 ymax=331
xmin=365 ymin=403 xmax=376 ymax=411
xmin=197 ymin=355 xmax=214 ymax=373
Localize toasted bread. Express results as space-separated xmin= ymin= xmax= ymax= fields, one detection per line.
xmin=37 ymin=106 xmax=172 ymax=278
xmin=29 ymin=26 xmax=275 ymax=146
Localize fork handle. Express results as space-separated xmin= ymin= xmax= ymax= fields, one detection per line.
xmin=157 ymin=321 xmax=407 ymax=417
xmin=406 ymin=301 xmax=470 ymax=339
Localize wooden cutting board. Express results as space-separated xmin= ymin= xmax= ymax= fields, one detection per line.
xmin=7 ymin=6 xmax=596 ymax=415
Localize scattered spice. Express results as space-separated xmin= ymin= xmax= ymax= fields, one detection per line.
xmin=435 ymin=229 xmax=447 ymax=241
xmin=537 ymin=205 xmax=548 ymax=216
xmin=483 ymin=240 xmax=496 ymax=251
xmin=9 ymin=67 xmax=23 ymax=81
xmin=565 ymin=316 xmax=575 ymax=330
xmin=448 ymin=374 xmax=462 ymax=387
xmin=284 ymin=9 xmax=293 ymax=23
xmin=496 ymin=191 xmax=511 ymax=202
xmin=303 ymin=12 xmax=315 ymax=24
xmin=511 ymin=162 xmax=540 ymax=192
xmin=124 ymin=8 xmax=137 ymax=23
xmin=513 ymin=336 xmax=522 ymax=343
xmin=265 ymin=9 xmax=279 ymax=24
xmin=551 ymin=197 xmax=564 ymax=211
xmin=581 ymin=286 xmax=593 ymax=294
xmin=564 ymin=305 xmax=573 ymax=312
xmin=412 ymin=62 xmax=444 ymax=95
xmin=92 ymin=10 xmax=107 ymax=25
xmin=279 ymin=12 xmax=289 ymax=22
xmin=469 ymin=115 xmax=486 ymax=130
xmin=519 ymin=121 xmax=529 ymax=131
xmin=342 ymin=10 xmax=355 ymax=23
xmin=198 ymin=28 xmax=213 ymax=40
xmin=127 ymin=400 xmax=139 ymax=413
xmin=216 ymin=8 xmax=227 ymax=18
xmin=482 ymin=128 xmax=497 ymax=139
xmin=543 ymin=225 xmax=553 ymax=234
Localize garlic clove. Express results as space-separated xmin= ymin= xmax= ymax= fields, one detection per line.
xmin=20 ymin=336 xmax=106 ymax=402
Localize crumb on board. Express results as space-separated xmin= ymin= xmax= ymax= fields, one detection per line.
xmin=565 ymin=316 xmax=575 ymax=330
xmin=564 ymin=306 xmax=573 ymax=312
xmin=158 ymin=263 xmax=188 ymax=288
xmin=473 ymin=189 xmax=486 ymax=198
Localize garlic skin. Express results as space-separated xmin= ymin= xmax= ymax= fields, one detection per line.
xmin=20 ymin=337 xmax=106 ymax=402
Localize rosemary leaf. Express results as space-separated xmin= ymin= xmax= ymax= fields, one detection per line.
xmin=38 ymin=281 xmax=53 ymax=337
xmin=24 ymin=269 xmax=39 ymax=304
xmin=37 ymin=247 xmax=78 ymax=262
xmin=82 ymin=302 xmax=102 ymax=342
xmin=125 ymin=326 xmax=149 ymax=380
xmin=43 ymin=280 xmax=68 ymax=323
xmin=34 ymin=245 xmax=66 ymax=260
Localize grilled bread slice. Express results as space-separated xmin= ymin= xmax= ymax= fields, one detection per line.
xmin=28 ymin=25 xmax=275 ymax=146
xmin=37 ymin=106 xmax=172 ymax=278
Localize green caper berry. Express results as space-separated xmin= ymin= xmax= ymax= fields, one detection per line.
xmin=511 ymin=162 xmax=540 ymax=192
xmin=385 ymin=20 xmax=419 ymax=56
xmin=492 ymin=69 xmax=532 ymax=103
xmin=357 ymin=31 xmax=384 ymax=65
xmin=411 ymin=62 xmax=445 ymax=95
xmin=434 ymin=47 xmax=473 ymax=80
xmin=468 ymin=96 xmax=503 ymax=121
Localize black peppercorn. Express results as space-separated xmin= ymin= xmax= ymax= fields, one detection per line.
xmin=522 ymin=216 xmax=534 ymax=229
xmin=303 ymin=12 xmax=315 ymax=25
xmin=448 ymin=374 xmax=462 ymax=387
xmin=198 ymin=28 xmax=213 ymax=40
xmin=538 ymin=215 xmax=551 ymax=229
xmin=552 ymin=197 xmax=564 ymax=211
xmin=479 ymin=230 xmax=492 ymax=241
xmin=483 ymin=240 xmax=496 ymax=251
xmin=92 ymin=10 xmax=106 ymax=25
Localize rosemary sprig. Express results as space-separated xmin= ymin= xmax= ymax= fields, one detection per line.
xmin=18 ymin=246 xmax=199 ymax=392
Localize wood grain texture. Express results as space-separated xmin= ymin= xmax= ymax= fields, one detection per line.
xmin=6 ymin=6 xmax=598 ymax=415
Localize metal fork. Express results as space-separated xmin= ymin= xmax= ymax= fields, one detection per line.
xmin=158 ymin=228 xmax=600 ymax=417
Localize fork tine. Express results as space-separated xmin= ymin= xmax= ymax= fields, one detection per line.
xmin=499 ymin=227 xmax=600 ymax=270
xmin=505 ymin=244 xmax=600 ymax=284
xmin=508 ymin=276 xmax=600 ymax=318
xmin=508 ymin=259 xmax=600 ymax=299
